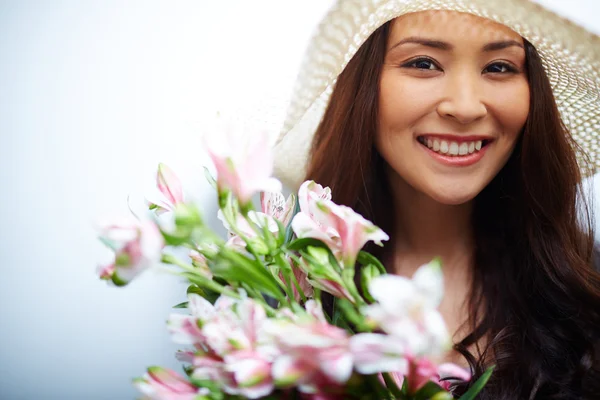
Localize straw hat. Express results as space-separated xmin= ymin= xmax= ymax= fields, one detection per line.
xmin=273 ymin=0 xmax=600 ymax=189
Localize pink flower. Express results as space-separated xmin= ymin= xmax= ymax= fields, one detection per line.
xmin=204 ymin=118 xmax=281 ymax=204
xmin=202 ymin=297 xmax=270 ymax=355
xmin=170 ymin=294 xmax=279 ymax=398
xmin=298 ymin=180 xmax=332 ymax=214
xmin=96 ymin=218 xmax=164 ymax=286
xmin=436 ymin=362 xmax=472 ymax=390
xmin=169 ymin=293 xmax=276 ymax=360
xmin=147 ymin=163 xmax=184 ymax=215
xmin=349 ymin=333 xmax=407 ymax=374
xmin=292 ymin=180 xmax=389 ymax=268
xmin=261 ymin=191 xmax=295 ymax=227
xmin=222 ymin=350 xmax=275 ymax=398
xmin=190 ymin=350 xmax=276 ymax=399
xmin=168 ymin=293 xmax=216 ymax=345
xmin=292 ymin=181 xmax=339 ymax=250
xmin=316 ymin=202 xmax=389 ymax=267
xmin=364 ymin=259 xmax=450 ymax=356
xmin=134 ymin=366 xmax=206 ymax=400
xmin=286 ymin=257 xmax=314 ymax=302
xmin=269 ymin=302 xmax=353 ymax=389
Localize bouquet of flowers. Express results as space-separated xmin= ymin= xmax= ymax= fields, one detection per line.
xmin=96 ymin=120 xmax=493 ymax=399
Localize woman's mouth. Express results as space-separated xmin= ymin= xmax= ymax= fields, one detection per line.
xmin=416 ymin=136 xmax=492 ymax=156
xmin=416 ymin=135 xmax=493 ymax=166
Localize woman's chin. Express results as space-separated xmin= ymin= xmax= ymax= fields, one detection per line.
xmin=425 ymin=185 xmax=482 ymax=206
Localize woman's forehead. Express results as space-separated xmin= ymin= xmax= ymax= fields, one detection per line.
xmin=389 ymin=10 xmax=523 ymax=45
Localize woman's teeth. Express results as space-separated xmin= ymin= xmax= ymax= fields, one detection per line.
xmin=420 ymin=137 xmax=483 ymax=156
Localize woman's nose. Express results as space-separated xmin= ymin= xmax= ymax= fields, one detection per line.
xmin=436 ymin=73 xmax=487 ymax=125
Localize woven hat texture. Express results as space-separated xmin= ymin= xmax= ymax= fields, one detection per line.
xmin=273 ymin=0 xmax=600 ymax=189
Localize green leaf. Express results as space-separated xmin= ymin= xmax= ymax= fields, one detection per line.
xmin=111 ymin=272 xmax=128 ymax=287
xmin=335 ymin=298 xmax=366 ymax=332
xmin=211 ymin=249 xmax=283 ymax=299
xmin=186 ymin=284 xmax=220 ymax=304
xmin=366 ymin=374 xmax=393 ymax=400
xmin=159 ymin=226 xmax=192 ymax=246
xmin=414 ymin=381 xmax=446 ymax=400
xmin=98 ymin=236 xmax=118 ymax=251
xmin=430 ymin=391 xmax=454 ymax=400
xmin=360 ymin=264 xmax=382 ymax=303
xmin=173 ymin=301 xmax=188 ymax=309
xmin=275 ymin=218 xmax=287 ymax=248
xmin=286 ymin=237 xmax=330 ymax=252
xmin=382 ymin=373 xmax=405 ymax=399
xmin=357 ymin=251 xmax=387 ymax=274
xmin=458 ymin=365 xmax=495 ymax=400
xmin=203 ymin=166 xmax=217 ymax=190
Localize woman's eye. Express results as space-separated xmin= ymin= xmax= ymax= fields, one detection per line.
xmin=484 ymin=62 xmax=517 ymax=74
xmin=403 ymin=58 xmax=440 ymax=71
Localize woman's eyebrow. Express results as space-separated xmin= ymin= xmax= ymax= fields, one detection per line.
xmin=482 ymin=40 xmax=524 ymax=52
xmin=388 ymin=37 xmax=524 ymax=52
xmin=388 ymin=37 xmax=451 ymax=51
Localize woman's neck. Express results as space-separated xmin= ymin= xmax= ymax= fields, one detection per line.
xmin=386 ymin=173 xmax=475 ymax=279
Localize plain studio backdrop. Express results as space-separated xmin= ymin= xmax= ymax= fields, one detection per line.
xmin=0 ymin=1 xmax=599 ymax=399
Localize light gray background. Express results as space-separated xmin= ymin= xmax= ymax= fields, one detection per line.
xmin=1 ymin=1 xmax=599 ymax=399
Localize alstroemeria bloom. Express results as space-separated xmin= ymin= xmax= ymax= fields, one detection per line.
xmin=298 ymin=180 xmax=332 ymax=215
xmin=363 ymin=259 xmax=451 ymax=356
xmin=261 ymin=191 xmax=295 ymax=227
xmin=169 ymin=293 xmax=276 ymax=358
xmin=292 ymin=180 xmax=389 ymax=267
xmin=269 ymin=301 xmax=353 ymax=390
xmin=349 ymin=333 xmax=407 ymax=374
xmin=170 ymin=294 xmax=278 ymax=399
xmin=96 ymin=218 xmax=164 ymax=286
xmin=204 ymin=118 xmax=281 ymax=205
xmin=148 ymin=163 xmax=185 ymax=215
xmin=292 ymin=181 xmax=339 ymax=250
xmin=168 ymin=293 xmax=217 ymax=345
xmin=221 ymin=350 xmax=275 ymax=398
xmin=134 ymin=366 xmax=207 ymax=400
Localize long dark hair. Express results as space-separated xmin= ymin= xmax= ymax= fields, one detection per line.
xmin=305 ymin=20 xmax=600 ymax=399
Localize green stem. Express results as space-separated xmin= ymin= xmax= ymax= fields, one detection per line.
xmin=240 ymin=283 xmax=278 ymax=316
xmin=341 ymin=267 xmax=365 ymax=307
xmin=382 ymin=373 xmax=405 ymax=400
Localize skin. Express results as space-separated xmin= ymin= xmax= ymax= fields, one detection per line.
xmin=376 ymin=11 xmax=530 ymax=363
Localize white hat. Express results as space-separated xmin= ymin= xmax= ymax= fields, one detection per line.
xmin=273 ymin=0 xmax=600 ymax=189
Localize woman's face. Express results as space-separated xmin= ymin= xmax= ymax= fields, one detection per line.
xmin=377 ymin=11 xmax=529 ymax=205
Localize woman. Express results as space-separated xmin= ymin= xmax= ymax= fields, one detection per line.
xmin=273 ymin=1 xmax=600 ymax=398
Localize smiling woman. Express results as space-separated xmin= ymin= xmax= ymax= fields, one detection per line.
xmin=273 ymin=1 xmax=600 ymax=399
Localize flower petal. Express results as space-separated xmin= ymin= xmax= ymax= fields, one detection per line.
xmin=157 ymin=163 xmax=184 ymax=205
xmin=350 ymin=333 xmax=407 ymax=374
